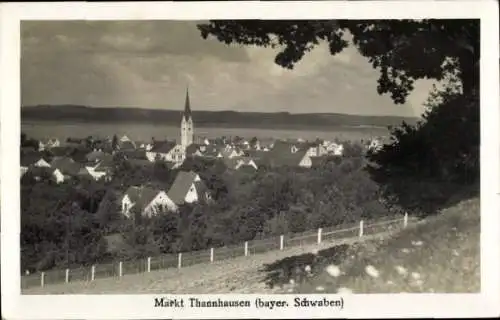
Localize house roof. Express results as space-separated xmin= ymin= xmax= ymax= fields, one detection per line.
xmin=118 ymin=140 xmax=136 ymax=150
xmin=124 ymin=185 xmax=162 ymax=213
xmin=85 ymin=150 xmax=107 ymax=162
xmin=93 ymin=156 xmax=115 ymax=172
xmin=150 ymin=140 xmax=177 ymax=154
xmin=123 ymin=150 xmax=149 ymax=160
xmin=28 ymin=166 xmax=57 ymax=177
xmin=49 ymin=146 xmax=73 ymax=157
xmin=186 ymin=144 xmax=202 ymax=156
xmin=51 ymin=156 xmax=82 ymax=176
xmin=20 ymin=152 xmax=48 ymax=167
xmin=167 ymin=171 xmax=199 ymax=205
xmin=194 ymin=180 xmax=209 ymax=199
xmin=262 ymin=148 xmax=308 ymax=167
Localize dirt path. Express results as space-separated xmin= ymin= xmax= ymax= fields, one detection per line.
xmin=23 ymin=231 xmax=394 ymax=295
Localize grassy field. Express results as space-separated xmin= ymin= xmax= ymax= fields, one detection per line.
xmin=23 ymin=197 xmax=479 ymax=294
xmin=287 ymin=197 xmax=480 ymax=294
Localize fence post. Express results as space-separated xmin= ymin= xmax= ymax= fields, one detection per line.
xmin=244 ymin=241 xmax=248 ymax=256
xmin=178 ymin=253 xmax=182 ymax=269
xmin=317 ymin=228 xmax=323 ymax=244
xmin=280 ymin=235 xmax=284 ymax=250
xmin=40 ymin=272 xmax=45 ymax=287
xmin=65 ymin=268 xmax=69 ymax=283
xmin=147 ymin=257 xmax=151 ymax=272
xmin=119 ymin=261 xmax=123 ymax=277
xmin=359 ymin=220 xmax=364 ymax=237
xmin=404 ymin=212 xmax=408 ymax=228
xmin=91 ymin=265 xmax=95 ymax=281
xmin=210 ymin=248 xmax=214 ymax=263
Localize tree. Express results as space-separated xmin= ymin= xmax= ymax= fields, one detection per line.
xmin=112 ymin=134 xmax=119 ymax=151
xmin=197 ymin=19 xmax=480 ymax=211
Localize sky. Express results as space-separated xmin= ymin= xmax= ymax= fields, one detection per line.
xmin=21 ymin=20 xmax=436 ymax=117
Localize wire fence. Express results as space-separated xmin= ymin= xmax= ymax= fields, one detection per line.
xmin=21 ymin=213 xmax=417 ymax=289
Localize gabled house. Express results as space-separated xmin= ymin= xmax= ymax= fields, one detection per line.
xmin=167 ymin=171 xmax=211 ymax=206
xmin=50 ymin=156 xmax=82 ymax=178
xmin=23 ymin=166 xmax=65 ymax=184
xmin=221 ymin=148 xmax=244 ymax=159
xmin=262 ymin=148 xmax=312 ymax=168
xmin=323 ymin=141 xmax=344 ymax=156
xmin=146 ymin=140 xmax=184 ymax=163
xmin=368 ymin=138 xmax=383 ymax=152
xmin=121 ymin=185 xmax=178 ymax=219
xmin=20 ymin=153 xmax=51 ymax=176
xmin=118 ymin=140 xmax=136 ymax=151
xmin=38 ymin=138 xmax=60 ymax=151
xmin=186 ymin=144 xmax=204 ymax=158
xmin=79 ymin=166 xmax=107 ymax=181
xmin=223 ymin=157 xmax=259 ymax=171
xmin=136 ymin=141 xmax=153 ymax=151
xmin=85 ymin=150 xmax=112 ymax=164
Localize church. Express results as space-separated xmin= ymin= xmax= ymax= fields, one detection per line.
xmin=169 ymin=87 xmax=195 ymax=164
xmin=180 ymin=87 xmax=194 ymax=149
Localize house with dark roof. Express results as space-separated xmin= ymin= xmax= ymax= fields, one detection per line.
xmin=223 ymin=157 xmax=258 ymax=171
xmin=23 ymin=166 xmax=65 ymax=184
xmin=85 ymin=150 xmax=112 ymax=164
xmin=167 ymin=171 xmax=211 ymax=205
xmin=186 ymin=144 xmax=204 ymax=157
xmin=146 ymin=140 xmax=185 ymax=163
xmin=38 ymin=138 xmax=60 ymax=151
xmin=118 ymin=139 xmax=136 ymax=151
xmin=121 ymin=185 xmax=178 ymax=219
xmin=50 ymin=156 xmax=82 ymax=178
xmin=262 ymin=147 xmax=312 ymax=168
xmin=20 ymin=152 xmax=51 ymax=176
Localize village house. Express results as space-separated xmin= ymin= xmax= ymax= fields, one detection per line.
xmin=368 ymin=138 xmax=383 ymax=152
xmin=118 ymin=135 xmax=137 ymax=151
xmin=85 ymin=150 xmax=112 ymax=164
xmin=146 ymin=140 xmax=185 ymax=163
xmin=262 ymin=147 xmax=313 ymax=168
xmin=185 ymin=144 xmax=204 ymax=158
xmin=24 ymin=166 xmax=65 ymax=184
xmin=121 ymin=185 xmax=178 ymax=219
xmin=136 ymin=141 xmax=153 ymax=151
xmin=50 ymin=156 xmax=82 ymax=179
xmin=323 ymin=141 xmax=344 ymax=156
xmin=20 ymin=153 xmax=51 ymax=176
xmin=38 ymin=138 xmax=60 ymax=151
xmin=220 ymin=147 xmax=245 ymax=159
xmin=223 ymin=157 xmax=259 ymax=171
xmin=167 ymin=171 xmax=211 ymax=206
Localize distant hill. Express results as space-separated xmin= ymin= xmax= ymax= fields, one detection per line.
xmin=21 ymin=105 xmax=419 ymax=130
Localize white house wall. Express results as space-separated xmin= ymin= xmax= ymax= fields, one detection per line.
xmin=34 ymin=159 xmax=51 ymax=168
xmin=299 ymin=155 xmax=313 ymax=168
xmin=121 ymin=194 xmax=134 ymax=218
xmin=184 ymin=183 xmax=199 ymax=203
xmin=144 ymin=191 xmax=178 ymax=216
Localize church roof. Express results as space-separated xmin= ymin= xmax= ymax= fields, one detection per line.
xmin=183 ymin=87 xmax=192 ymax=121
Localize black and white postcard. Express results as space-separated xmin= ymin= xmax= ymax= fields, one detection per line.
xmin=1 ymin=1 xmax=499 ymax=319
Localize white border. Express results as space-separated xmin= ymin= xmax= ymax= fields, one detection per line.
xmin=1 ymin=1 xmax=499 ymax=319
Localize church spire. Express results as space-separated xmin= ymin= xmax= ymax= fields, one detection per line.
xmin=183 ymin=86 xmax=192 ymax=121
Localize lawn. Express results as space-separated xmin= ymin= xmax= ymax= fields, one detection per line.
xmin=277 ymin=197 xmax=480 ymax=294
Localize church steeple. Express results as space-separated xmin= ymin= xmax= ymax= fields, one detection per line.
xmin=183 ymin=86 xmax=192 ymax=121
xmin=180 ymin=85 xmax=194 ymax=150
